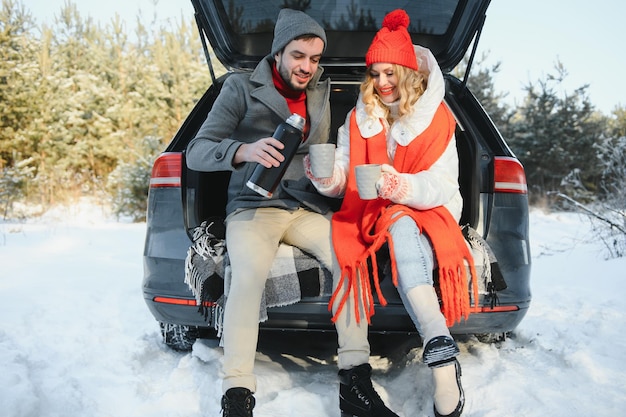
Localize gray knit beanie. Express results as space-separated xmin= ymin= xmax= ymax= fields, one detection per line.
xmin=271 ymin=9 xmax=327 ymax=56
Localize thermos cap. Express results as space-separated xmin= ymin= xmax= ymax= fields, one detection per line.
xmin=286 ymin=113 xmax=306 ymax=132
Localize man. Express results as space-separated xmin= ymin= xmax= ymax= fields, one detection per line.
xmin=185 ymin=9 xmax=334 ymax=417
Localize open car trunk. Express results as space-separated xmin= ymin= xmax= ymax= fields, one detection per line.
xmin=145 ymin=0 xmax=530 ymax=336
xmin=181 ymin=78 xmax=483 ymax=232
xmin=181 ymin=0 xmax=492 ymax=230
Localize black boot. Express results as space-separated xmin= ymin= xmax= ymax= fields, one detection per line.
xmin=338 ymin=363 xmax=399 ymax=417
xmin=221 ymin=387 xmax=255 ymax=417
xmin=422 ymin=335 xmax=460 ymax=368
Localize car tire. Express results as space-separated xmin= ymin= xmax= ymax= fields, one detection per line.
xmin=160 ymin=322 xmax=200 ymax=351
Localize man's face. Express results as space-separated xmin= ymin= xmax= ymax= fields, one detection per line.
xmin=275 ymin=37 xmax=324 ymax=91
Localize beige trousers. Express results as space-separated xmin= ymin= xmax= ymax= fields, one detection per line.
xmin=221 ymin=207 xmax=333 ymax=393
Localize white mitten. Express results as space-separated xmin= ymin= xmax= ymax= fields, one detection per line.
xmin=303 ymin=154 xmax=334 ymax=187
xmin=376 ymin=164 xmax=412 ymax=203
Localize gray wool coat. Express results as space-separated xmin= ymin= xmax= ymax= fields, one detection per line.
xmin=185 ymin=55 xmax=335 ymax=216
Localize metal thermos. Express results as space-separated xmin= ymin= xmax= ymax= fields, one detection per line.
xmin=246 ymin=113 xmax=306 ymax=198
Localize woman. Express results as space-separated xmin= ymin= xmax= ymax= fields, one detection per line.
xmin=305 ymin=9 xmax=476 ymax=417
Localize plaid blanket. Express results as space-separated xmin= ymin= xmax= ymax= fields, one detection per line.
xmin=184 ymin=218 xmax=332 ymax=335
xmin=461 ymin=224 xmax=507 ymax=307
xmin=184 ymin=218 xmax=504 ymax=335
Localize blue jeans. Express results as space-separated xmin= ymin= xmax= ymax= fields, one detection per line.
xmin=389 ymin=215 xmax=435 ymax=330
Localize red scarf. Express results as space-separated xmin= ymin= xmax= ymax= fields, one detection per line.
xmin=330 ymin=103 xmax=478 ymax=326
xmin=272 ymin=64 xmax=310 ymax=138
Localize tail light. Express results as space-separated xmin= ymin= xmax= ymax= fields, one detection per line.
xmin=150 ymin=152 xmax=182 ymax=188
xmin=153 ymin=296 xmax=216 ymax=308
xmin=493 ymin=156 xmax=527 ymax=194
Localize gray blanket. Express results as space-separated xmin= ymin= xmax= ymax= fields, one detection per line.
xmin=184 ymin=219 xmax=332 ymax=335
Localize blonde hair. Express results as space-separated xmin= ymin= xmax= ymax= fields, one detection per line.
xmin=360 ymin=64 xmax=427 ymax=124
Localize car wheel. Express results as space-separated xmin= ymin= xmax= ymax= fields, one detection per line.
xmin=159 ymin=322 xmax=200 ymax=351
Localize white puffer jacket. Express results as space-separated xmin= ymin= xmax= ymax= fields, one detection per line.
xmin=313 ymin=45 xmax=462 ymax=222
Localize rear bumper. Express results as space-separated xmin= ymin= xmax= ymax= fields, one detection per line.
xmin=144 ymin=255 xmax=530 ymax=335
xmin=143 ymin=289 xmax=528 ymax=335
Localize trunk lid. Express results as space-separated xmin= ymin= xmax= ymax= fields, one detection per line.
xmin=191 ymin=0 xmax=491 ymax=74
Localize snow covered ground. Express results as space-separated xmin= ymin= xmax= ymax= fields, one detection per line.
xmin=1 ymin=202 xmax=625 ymax=417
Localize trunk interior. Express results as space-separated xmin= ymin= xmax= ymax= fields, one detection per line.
xmin=181 ymin=78 xmax=483 ymax=233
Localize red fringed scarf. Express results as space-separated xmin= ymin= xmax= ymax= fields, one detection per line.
xmin=330 ymin=103 xmax=478 ymax=326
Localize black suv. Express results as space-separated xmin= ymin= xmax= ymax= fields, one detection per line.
xmin=142 ymin=0 xmax=531 ymax=351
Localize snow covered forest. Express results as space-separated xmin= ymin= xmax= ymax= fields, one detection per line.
xmin=1 ymin=0 xmax=218 ymax=219
xmin=1 ymin=0 xmax=626 ymax=220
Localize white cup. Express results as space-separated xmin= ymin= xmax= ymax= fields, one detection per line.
xmin=355 ymin=164 xmax=382 ymax=200
xmin=309 ymin=143 xmax=335 ymax=178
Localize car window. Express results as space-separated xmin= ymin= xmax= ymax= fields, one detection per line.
xmin=216 ymin=0 xmax=459 ymax=35
xmin=195 ymin=0 xmax=484 ymax=72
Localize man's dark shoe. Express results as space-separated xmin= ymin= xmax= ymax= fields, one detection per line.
xmin=221 ymin=387 xmax=255 ymax=417
xmin=338 ymin=363 xmax=399 ymax=417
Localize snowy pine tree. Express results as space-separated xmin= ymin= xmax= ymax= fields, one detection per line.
xmin=506 ymin=62 xmax=605 ymax=203
xmin=0 ymin=0 xmax=211 ymax=212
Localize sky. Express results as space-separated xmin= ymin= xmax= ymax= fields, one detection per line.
xmin=1 ymin=200 xmax=625 ymax=416
xmin=25 ymin=0 xmax=626 ymax=115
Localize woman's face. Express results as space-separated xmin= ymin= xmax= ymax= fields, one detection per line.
xmin=369 ymin=63 xmax=400 ymax=103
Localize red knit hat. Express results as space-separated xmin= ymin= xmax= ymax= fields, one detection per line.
xmin=365 ymin=9 xmax=418 ymax=70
